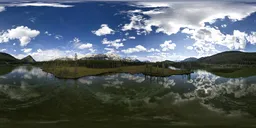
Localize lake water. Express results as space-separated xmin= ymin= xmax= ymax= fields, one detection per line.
xmin=1 ymin=66 xmax=256 ymax=127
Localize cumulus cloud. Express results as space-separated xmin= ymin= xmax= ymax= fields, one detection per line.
xmin=92 ymin=24 xmax=114 ymax=36
xmin=160 ymin=40 xmax=176 ymax=51
xmin=246 ymin=32 xmax=256 ymax=44
xmin=102 ymin=38 xmax=124 ymax=49
xmin=124 ymin=2 xmax=256 ymax=35
xmin=78 ymin=43 xmax=93 ymax=49
xmin=147 ymin=48 xmax=160 ymax=52
xmin=122 ymin=15 xmax=153 ymax=35
xmin=0 ymin=26 xmax=40 ymax=46
xmin=10 ymin=2 xmax=74 ymax=8
xmin=71 ymin=37 xmax=93 ymax=49
xmin=182 ymin=26 xmax=256 ymax=55
xmin=21 ymin=48 xmax=32 ymax=53
xmin=121 ymin=45 xmax=147 ymax=54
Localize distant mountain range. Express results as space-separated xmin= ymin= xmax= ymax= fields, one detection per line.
xmin=80 ymin=53 xmax=140 ymax=62
xmin=1 ymin=51 xmax=256 ymax=65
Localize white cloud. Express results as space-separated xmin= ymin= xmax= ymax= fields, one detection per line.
xmin=160 ymin=40 xmax=176 ymax=51
xmin=147 ymin=52 xmax=188 ymax=62
xmin=31 ymin=49 xmax=67 ymax=61
xmin=78 ymin=43 xmax=93 ymax=49
xmin=122 ymin=14 xmax=153 ymax=35
xmin=89 ymin=48 xmax=96 ymax=53
xmin=92 ymin=24 xmax=114 ymax=36
xmin=128 ymin=36 xmax=136 ymax=39
xmin=11 ymin=2 xmax=74 ymax=8
xmin=102 ymin=38 xmax=124 ymax=49
xmin=133 ymin=2 xmax=170 ymax=8
xmin=21 ymin=48 xmax=32 ymax=53
xmin=44 ymin=31 xmax=52 ymax=36
xmin=221 ymin=24 xmax=227 ymax=28
xmin=181 ymin=28 xmax=194 ymax=35
xmin=29 ymin=17 xmax=36 ymax=23
xmin=182 ymin=26 xmax=255 ymax=55
xmin=186 ymin=46 xmax=194 ymax=50
xmin=71 ymin=37 xmax=93 ymax=49
xmin=0 ymin=26 xmax=40 ymax=47
xmin=246 ymin=32 xmax=256 ymax=44
xmin=147 ymin=48 xmax=160 ymax=52
xmin=0 ymin=6 xmax=5 ymax=12
xmin=14 ymin=48 xmax=94 ymax=61
xmin=71 ymin=37 xmax=80 ymax=44
xmin=125 ymin=2 xmax=256 ymax=35
xmin=0 ymin=49 xmax=6 ymax=52
xmin=222 ymin=30 xmax=248 ymax=50
xmin=104 ymin=48 xmax=117 ymax=54
xmin=121 ymin=45 xmax=147 ymax=54
xmin=55 ymin=35 xmax=63 ymax=40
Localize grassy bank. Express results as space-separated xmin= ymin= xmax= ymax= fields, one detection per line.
xmin=42 ymin=65 xmax=192 ymax=79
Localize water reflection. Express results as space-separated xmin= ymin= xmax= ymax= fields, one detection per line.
xmin=0 ymin=66 xmax=256 ymax=126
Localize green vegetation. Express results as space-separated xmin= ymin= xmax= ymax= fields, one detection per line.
xmin=42 ymin=65 xmax=192 ymax=79
xmin=208 ymin=67 xmax=256 ymax=78
xmin=0 ymin=52 xmax=19 ymax=64
xmin=0 ymin=66 xmax=15 ymax=76
xmin=198 ymin=51 xmax=256 ymax=65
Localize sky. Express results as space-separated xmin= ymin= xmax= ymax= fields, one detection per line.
xmin=0 ymin=0 xmax=256 ymax=62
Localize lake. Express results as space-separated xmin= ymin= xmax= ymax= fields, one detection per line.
xmin=1 ymin=66 xmax=256 ymax=127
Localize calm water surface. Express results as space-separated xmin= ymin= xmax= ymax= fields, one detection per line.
xmin=1 ymin=66 xmax=256 ymax=127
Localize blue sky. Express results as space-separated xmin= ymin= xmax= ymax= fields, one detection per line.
xmin=0 ymin=1 xmax=256 ymax=61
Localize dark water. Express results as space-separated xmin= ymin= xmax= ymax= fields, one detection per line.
xmin=1 ymin=66 xmax=256 ymax=127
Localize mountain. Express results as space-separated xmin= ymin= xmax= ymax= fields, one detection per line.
xmin=80 ymin=53 xmax=140 ymax=62
xmin=182 ymin=57 xmax=198 ymax=62
xmin=123 ymin=57 xmax=139 ymax=62
xmin=0 ymin=52 xmax=19 ymax=64
xmin=21 ymin=55 xmax=36 ymax=63
xmin=81 ymin=54 xmax=114 ymax=61
xmin=198 ymin=51 xmax=256 ymax=64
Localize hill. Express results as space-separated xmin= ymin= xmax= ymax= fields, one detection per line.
xmin=182 ymin=57 xmax=197 ymax=62
xmin=0 ymin=52 xmax=19 ymax=64
xmin=198 ymin=51 xmax=256 ymax=65
xmin=21 ymin=55 xmax=36 ymax=63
